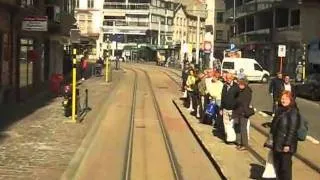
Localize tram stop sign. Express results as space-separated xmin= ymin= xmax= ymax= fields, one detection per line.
xmin=70 ymin=29 xmax=81 ymax=44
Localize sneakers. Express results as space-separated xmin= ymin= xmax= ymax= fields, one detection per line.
xmin=81 ymin=78 xmax=85 ymax=81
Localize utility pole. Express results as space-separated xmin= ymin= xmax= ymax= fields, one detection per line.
xmin=196 ymin=15 xmax=200 ymax=65
xmin=112 ymin=21 xmax=116 ymax=57
xmin=233 ymin=0 xmax=236 ymax=37
xmin=158 ymin=21 xmax=161 ymax=47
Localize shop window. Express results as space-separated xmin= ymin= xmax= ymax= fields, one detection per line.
xmin=19 ymin=39 xmax=34 ymax=88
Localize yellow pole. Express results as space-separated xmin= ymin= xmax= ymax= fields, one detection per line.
xmin=105 ymin=57 xmax=109 ymax=82
xmin=72 ymin=48 xmax=77 ymax=122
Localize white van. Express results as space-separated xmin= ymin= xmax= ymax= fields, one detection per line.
xmin=221 ymin=57 xmax=270 ymax=83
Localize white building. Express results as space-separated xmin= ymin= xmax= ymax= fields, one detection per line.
xmin=74 ymin=0 xmax=104 ymax=59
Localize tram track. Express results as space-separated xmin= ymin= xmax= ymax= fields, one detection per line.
xmin=123 ymin=67 xmax=182 ymax=180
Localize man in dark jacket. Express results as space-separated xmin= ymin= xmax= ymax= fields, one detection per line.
xmin=232 ymin=79 xmax=252 ymax=150
xmin=269 ymin=72 xmax=284 ymax=116
xmin=220 ymin=73 xmax=240 ymax=143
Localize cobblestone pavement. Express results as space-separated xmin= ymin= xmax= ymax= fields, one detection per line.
xmin=0 ymin=71 xmax=121 ymax=180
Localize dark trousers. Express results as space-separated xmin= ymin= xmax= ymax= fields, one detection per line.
xmin=235 ymin=117 xmax=249 ymax=147
xmin=272 ymin=96 xmax=279 ymax=114
xmin=80 ymin=68 xmax=86 ymax=79
xmin=273 ymin=152 xmax=293 ymax=180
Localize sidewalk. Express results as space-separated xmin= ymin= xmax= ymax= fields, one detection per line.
xmin=173 ymin=99 xmax=320 ymax=180
xmin=0 ymin=70 xmax=122 ymax=180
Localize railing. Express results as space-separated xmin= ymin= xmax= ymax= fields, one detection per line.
xmin=104 ymin=2 xmax=149 ymax=10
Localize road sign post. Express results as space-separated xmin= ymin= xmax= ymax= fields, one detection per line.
xmin=278 ymin=45 xmax=286 ymax=73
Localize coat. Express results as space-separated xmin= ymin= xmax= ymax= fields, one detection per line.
xmin=232 ymin=86 xmax=252 ymax=118
xmin=221 ymin=82 xmax=240 ymax=110
xmin=269 ymin=78 xmax=284 ymax=100
xmin=270 ymin=106 xmax=300 ymax=153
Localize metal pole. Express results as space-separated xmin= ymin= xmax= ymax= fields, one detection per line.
xmin=196 ymin=15 xmax=200 ymax=65
xmin=158 ymin=21 xmax=161 ymax=47
xmin=302 ymin=43 xmax=306 ymax=80
xmin=71 ymin=48 xmax=77 ymax=122
xmin=112 ymin=21 xmax=115 ymax=57
xmin=233 ymin=0 xmax=236 ymax=37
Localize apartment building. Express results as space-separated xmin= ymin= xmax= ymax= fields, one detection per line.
xmin=74 ymin=0 xmax=104 ymax=59
xmin=172 ymin=4 xmax=206 ymax=61
xmin=102 ymin=0 xmax=176 ymax=54
xmin=0 ymin=0 xmax=75 ymax=104
xmin=224 ymin=0 xmax=320 ymax=75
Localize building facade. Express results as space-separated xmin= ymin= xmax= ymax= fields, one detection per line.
xmin=74 ymin=0 xmax=104 ymax=59
xmin=102 ymin=0 xmax=175 ymax=53
xmin=0 ymin=0 xmax=75 ymax=104
xmin=224 ymin=0 xmax=320 ymax=76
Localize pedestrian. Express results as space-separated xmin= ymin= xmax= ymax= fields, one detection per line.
xmin=186 ymin=68 xmax=196 ymax=112
xmin=203 ymin=95 xmax=219 ymax=125
xmin=233 ymin=79 xmax=252 ymax=151
xmin=269 ymin=72 xmax=284 ymax=116
xmin=80 ymin=54 xmax=89 ymax=80
xmin=295 ymin=62 xmax=303 ymax=82
xmin=206 ymin=72 xmax=224 ymax=128
xmin=197 ymin=72 xmax=207 ymax=119
xmin=220 ymin=73 xmax=240 ymax=143
xmin=181 ymin=63 xmax=190 ymax=97
xmin=283 ymin=75 xmax=296 ymax=99
xmin=269 ymin=91 xmax=300 ymax=180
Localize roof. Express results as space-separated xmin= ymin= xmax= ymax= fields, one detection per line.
xmin=174 ymin=0 xmax=207 ymax=19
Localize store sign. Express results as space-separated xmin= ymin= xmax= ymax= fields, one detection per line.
xmin=278 ymin=45 xmax=286 ymax=57
xmin=22 ymin=16 xmax=48 ymax=31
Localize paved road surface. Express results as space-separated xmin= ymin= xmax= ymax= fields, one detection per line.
xmin=250 ymin=83 xmax=320 ymax=140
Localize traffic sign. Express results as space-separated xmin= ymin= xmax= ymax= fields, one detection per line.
xmin=278 ymin=45 xmax=286 ymax=57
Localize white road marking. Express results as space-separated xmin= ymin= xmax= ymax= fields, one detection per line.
xmin=306 ymin=136 xmax=320 ymax=145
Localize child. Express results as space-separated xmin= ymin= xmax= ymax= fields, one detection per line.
xmin=203 ymin=96 xmax=218 ymax=125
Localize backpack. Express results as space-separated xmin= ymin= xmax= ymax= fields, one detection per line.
xmin=297 ymin=113 xmax=308 ymax=141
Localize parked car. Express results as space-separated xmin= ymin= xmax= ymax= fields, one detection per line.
xmin=221 ymin=57 xmax=270 ymax=83
xmin=295 ymin=73 xmax=320 ymax=100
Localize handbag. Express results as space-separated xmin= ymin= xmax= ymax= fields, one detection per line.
xmin=262 ymin=150 xmax=277 ymax=178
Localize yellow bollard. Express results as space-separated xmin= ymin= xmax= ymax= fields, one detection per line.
xmin=71 ymin=48 xmax=77 ymax=123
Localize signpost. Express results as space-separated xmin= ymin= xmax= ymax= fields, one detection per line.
xmin=278 ymin=45 xmax=286 ymax=73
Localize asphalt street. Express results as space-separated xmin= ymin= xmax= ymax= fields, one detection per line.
xmin=250 ymin=83 xmax=320 ymax=140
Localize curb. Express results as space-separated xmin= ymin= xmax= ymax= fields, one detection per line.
xmin=60 ymin=71 xmax=121 ymax=180
xmin=172 ymin=99 xmax=228 ymax=180
xmin=251 ymin=114 xmax=320 ymax=174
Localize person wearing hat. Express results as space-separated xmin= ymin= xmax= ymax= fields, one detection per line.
xmin=232 ymin=79 xmax=252 ymax=151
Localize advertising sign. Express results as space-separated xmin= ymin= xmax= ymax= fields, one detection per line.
xmin=278 ymin=45 xmax=286 ymax=57
xmin=203 ymin=41 xmax=212 ymax=53
xmin=22 ymin=16 xmax=48 ymax=31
